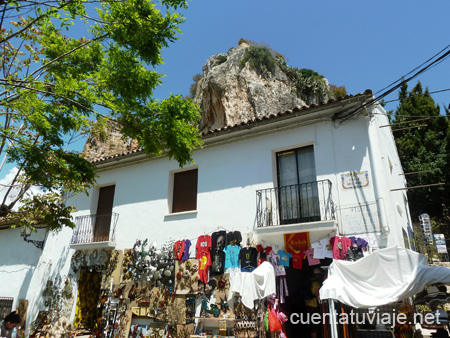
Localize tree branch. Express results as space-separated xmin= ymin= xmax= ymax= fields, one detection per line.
xmin=0 ymin=0 xmax=73 ymax=44
xmin=29 ymin=32 xmax=109 ymax=79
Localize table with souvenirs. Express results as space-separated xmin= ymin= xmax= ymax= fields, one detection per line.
xmin=51 ymin=230 xmax=377 ymax=338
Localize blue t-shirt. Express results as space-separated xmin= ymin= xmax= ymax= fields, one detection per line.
xmin=224 ymin=244 xmax=241 ymax=269
xmin=277 ymin=250 xmax=292 ymax=267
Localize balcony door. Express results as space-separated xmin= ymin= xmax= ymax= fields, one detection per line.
xmin=94 ymin=185 xmax=115 ymax=242
xmin=277 ymin=146 xmax=320 ymax=224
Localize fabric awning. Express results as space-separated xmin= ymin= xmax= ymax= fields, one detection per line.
xmin=319 ymin=246 xmax=450 ymax=308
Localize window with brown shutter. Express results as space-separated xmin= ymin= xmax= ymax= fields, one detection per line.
xmin=172 ymin=169 xmax=198 ymax=213
xmin=94 ymin=185 xmax=115 ymax=241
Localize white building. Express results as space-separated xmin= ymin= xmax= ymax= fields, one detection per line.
xmin=0 ymin=90 xmax=413 ymax=333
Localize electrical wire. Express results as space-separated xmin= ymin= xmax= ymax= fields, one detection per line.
xmin=381 ymin=88 xmax=450 ymax=105
xmin=372 ymin=112 xmax=450 ymax=118
xmin=375 ymin=44 xmax=450 ymax=95
xmin=339 ymin=43 xmax=450 ymax=123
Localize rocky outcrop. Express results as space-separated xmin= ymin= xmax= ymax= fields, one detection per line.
xmin=82 ymin=120 xmax=139 ymax=162
xmin=83 ymin=44 xmax=332 ymax=159
xmin=193 ymin=44 xmax=307 ymax=131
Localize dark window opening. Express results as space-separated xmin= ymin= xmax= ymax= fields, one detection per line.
xmin=172 ymin=169 xmax=198 ymax=213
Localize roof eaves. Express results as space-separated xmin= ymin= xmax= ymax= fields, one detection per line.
xmin=91 ymin=90 xmax=373 ymax=165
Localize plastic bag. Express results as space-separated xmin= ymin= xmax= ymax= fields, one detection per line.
xmin=268 ymin=307 xmax=282 ymax=332
xmin=263 ymin=309 xmax=269 ymax=332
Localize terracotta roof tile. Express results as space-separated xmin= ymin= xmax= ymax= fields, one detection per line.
xmin=90 ymin=90 xmax=373 ymax=164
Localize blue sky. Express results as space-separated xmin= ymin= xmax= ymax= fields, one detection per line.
xmin=153 ymin=0 xmax=450 ymax=114
xmin=1 ymin=0 xmax=449 ymax=184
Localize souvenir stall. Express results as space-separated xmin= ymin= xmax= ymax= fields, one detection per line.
xmin=27 ymin=229 xmax=383 ymax=338
xmin=29 ymin=250 xmax=121 ymax=338
xmin=249 ymin=229 xmax=376 ymax=338
xmin=98 ymin=229 xmax=349 ymax=338
xmin=320 ymin=246 xmax=450 ymax=338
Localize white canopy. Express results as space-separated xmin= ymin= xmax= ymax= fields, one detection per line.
xmin=319 ymin=246 xmax=450 ymax=308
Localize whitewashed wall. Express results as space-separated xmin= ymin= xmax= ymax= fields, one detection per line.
xmin=68 ymin=105 xmax=407 ymax=251
xmin=0 ymin=103 xmax=411 ymax=331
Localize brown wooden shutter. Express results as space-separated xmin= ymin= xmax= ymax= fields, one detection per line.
xmin=94 ymin=185 xmax=115 ymax=241
xmin=172 ymin=169 xmax=198 ymax=213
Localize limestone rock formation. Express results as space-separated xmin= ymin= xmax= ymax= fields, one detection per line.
xmin=193 ymin=43 xmax=323 ymax=131
xmin=82 ymin=120 xmax=139 ymax=162
xmin=83 ymin=44 xmax=332 ymax=160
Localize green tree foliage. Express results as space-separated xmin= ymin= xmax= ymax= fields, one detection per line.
xmin=392 ymin=82 xmax=450 ymax=221
xmin=0 ymin=0 xmax=202 ymax=231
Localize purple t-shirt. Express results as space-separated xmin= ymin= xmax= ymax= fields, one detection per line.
xmin=181 ymin=239 xmax=191 ymax=261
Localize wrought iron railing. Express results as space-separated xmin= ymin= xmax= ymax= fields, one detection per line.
xmin=71 ymin=213 xmax=118 ymax=244
xmin=256 ymin=180 xmax=334 ymax=227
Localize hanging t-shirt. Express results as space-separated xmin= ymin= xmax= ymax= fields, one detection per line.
xmin=173 ymin=240 xmax=185 ymax=261
xmin=239 ymin=247 xmax=258 ymax=269
xmin=311 ymin=238 xmax=333 ymax=259
xmin=224 ymin=244 xmax=241 ymax=269
xmin=210 ymin=250 xmax=225 ymax=276
xmin=198 ymin=254 xmax=209 ymax=284
xmin=329 ymin=236 xmax=352 ymax=260
xmin=226 ymin=231 xmax=242 ymax=246
xmin=211 ymin=231 xmax=227 ymax=252
xmin=291 ymin=252 xmax=307 ymax=269
xmin=304 ymin=248 xmax=320 ymax=266
xmin=196 ymin=235 xmax=212 ymax=266
xmin=181 ymin=239 xmax=191 ymax=261
xmin=269 ymin=251 xmax=286 ymax=276
xmin=277 ymin=250 xmax=292 ymax=267
xmin=355 ymin=237 xmax=369 ymax=249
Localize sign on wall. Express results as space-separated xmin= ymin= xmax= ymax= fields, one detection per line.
xmin=284 ymin=232 xmax=310 ymax=254
xmin=337 ymin=201 xmax=381 ymax=235
xmin=341 ymin=171 xmax=369 ymax=189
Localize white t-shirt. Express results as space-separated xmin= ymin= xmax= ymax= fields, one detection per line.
xmin=311 ymin=238 xmax=333 ymax=259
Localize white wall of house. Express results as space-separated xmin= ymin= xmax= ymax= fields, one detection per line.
xmin=67 ymin=103 xmax=408 ymax=252
xmin=0 ymin=100 xmax=411 ymax=332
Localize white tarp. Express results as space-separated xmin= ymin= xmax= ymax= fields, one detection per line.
xmin=319 ymin=246 xmax=450 ymax=308
xmin=228 ymin=262 xmax=276 ymax=309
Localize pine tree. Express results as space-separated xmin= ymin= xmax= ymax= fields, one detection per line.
xmin=392 ymin=82 xmax=450 ymax=222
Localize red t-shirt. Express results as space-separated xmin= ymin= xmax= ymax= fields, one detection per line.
xmin=291 ymin=252 xmax=306 ymax=269
xmin=196 ymin=235 xmax=212 ymax=266
xmin=329 ymin=236 xmax=352 ymax=260
xmin=198 ymin=254 xmax=209 ymax=284
xmin=173 ymin=240 xmax=185 ymax=261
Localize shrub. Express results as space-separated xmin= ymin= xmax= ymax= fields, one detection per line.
xmin=276 ymin=58 xmax=328 ymax=103
xmin=329 ymin=84 xmax=347 ymax=100
xmin=189 ymin=73 xmax=203 ymax=99
xmin=240 ymin=46 xmax=277 ymax=76
xmin=217 ymin=55 xmax=227 ymax=64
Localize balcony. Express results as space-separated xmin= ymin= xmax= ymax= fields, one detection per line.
xmin=256 ymin=180 xmax=335 ymax=228
xmin=70 ymin=213 xmax=118 ymax=247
